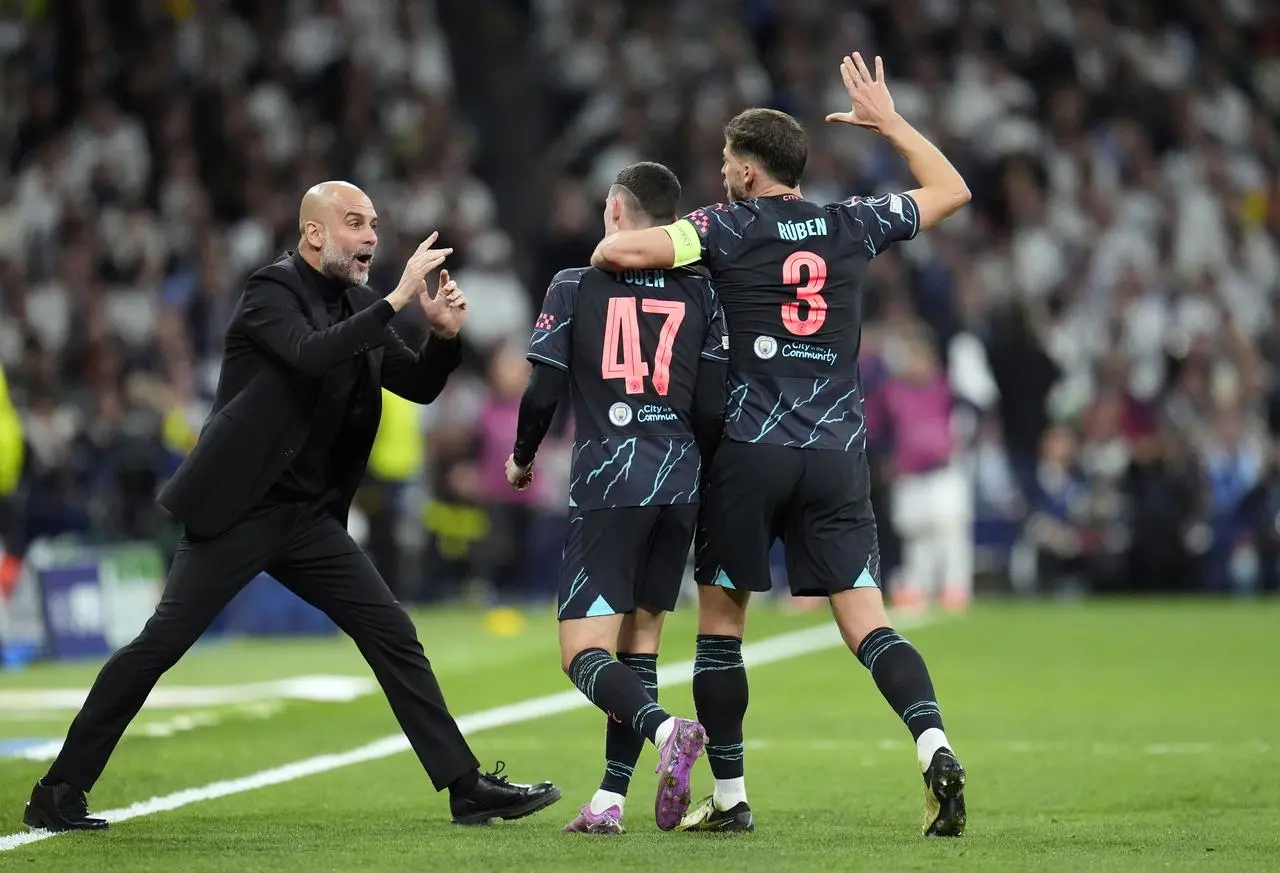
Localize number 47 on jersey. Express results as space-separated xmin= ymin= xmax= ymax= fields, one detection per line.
xmin=601 ymin=297 xmax=686 ymax=397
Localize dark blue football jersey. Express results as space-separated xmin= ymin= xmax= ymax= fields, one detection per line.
xmin=527 ymin=265 xmax=728 ymax=510
xmin=665 ymin=192 xmax=919 ymax=451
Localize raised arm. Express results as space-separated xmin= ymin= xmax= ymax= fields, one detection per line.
xmin=826 ymin=53 xmax=970 ymax=230
xmin=880 ymin=117 xmax=971 ymax=231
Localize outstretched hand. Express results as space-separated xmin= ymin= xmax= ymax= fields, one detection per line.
xmin=825 ymin=53 xmax=899 ymax=133
xmin=418 ymin=268 xmax=467 ymax=339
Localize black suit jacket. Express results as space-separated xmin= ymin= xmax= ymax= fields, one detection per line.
xmin=157 ymin=251 xmax=460 ymax=539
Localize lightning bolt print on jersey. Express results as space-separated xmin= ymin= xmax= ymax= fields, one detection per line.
xmin=672 ymin=192 xmax=919 ymax=452
xmin=528 ymin=266 xmax=728 ymax=511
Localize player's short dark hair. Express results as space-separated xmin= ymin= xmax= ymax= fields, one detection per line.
xmin=724 ymin=108 xmax=807 ymax=187
xmin=610 ymin=162 xmax=682 ymax=225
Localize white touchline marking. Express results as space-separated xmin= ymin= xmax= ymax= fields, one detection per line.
xmin=6 ymin=703 xmax=288 ymax=762
xmin=0 ymin=613 xmax=940 ymax=853
xmin=736 ymin=739 xmax=1272 ymax=756
xmin=0 ymin=675 xmax=377 ymax=711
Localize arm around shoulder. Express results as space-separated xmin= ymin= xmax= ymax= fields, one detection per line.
xmin=591 ymin=226 xmax=682 ymax=271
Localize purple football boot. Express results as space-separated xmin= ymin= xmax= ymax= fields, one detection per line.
xmin=562 ymin=803 xmax=624 ymax=835
xmin=654 ymin=718 xmax=707 ymax=831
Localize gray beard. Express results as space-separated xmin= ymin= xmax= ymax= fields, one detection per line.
xmin=319 ymin=237 xmax=361 ymax=285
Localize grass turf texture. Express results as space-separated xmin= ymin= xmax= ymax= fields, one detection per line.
xmin=0 ymin=599 xmax=1276 ymax=871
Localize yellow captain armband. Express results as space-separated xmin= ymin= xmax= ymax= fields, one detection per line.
xmin=662 ymin=219 xmax=703 ymax=268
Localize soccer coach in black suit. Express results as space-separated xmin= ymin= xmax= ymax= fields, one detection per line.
xmin=23 ymin=181 xmax=560 ymax=832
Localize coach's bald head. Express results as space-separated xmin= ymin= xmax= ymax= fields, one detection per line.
xmin=297 ymin=181 xmax=378 ymax=286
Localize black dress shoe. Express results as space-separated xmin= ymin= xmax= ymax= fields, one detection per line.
xmin=450 ymin=762 xmax=561 ymax=825
xmin=23 ymin=779 xmax=109 ymax=832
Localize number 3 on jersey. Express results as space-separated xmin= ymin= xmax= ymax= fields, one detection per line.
xmin=601 ymin=297 xmax=686 ymax=396
xmin=781 ymin=251 xmax=828 ymax=336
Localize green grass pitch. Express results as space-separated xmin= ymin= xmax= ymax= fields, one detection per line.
xmin=0 ymin=598 xmax=1276 ymax=871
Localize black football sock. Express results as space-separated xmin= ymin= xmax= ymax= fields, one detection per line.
xmin=856 ymin=627 xmax=945 ymax=740
xmin=692 ymin=634 xmax=747 ymax=780
xmin=568 ymin=648 xmax=670 ymax=743
xmin=599 ymin=652 xmax=659 ymax=796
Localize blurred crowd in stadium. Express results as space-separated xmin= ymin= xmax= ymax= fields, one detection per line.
xmin=1 ymin=0 xmax=1279 ymax=605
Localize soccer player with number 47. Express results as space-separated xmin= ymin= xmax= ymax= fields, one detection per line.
xmin=508 ymin=162 xmax=732 ymax=836
xmin=591 ymin=53 xmax=973 ymax=837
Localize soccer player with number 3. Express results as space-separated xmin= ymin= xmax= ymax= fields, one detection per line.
xmin=591 ymin=53 xmax=972 ymax=837
xmin=507 ymin=162 xmax=731 ymax=835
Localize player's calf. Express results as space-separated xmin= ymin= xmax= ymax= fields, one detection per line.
xmin=692 ymin=634 xmax=749 ymax=813
xmin=561 ymin=620 xmax=705 ymax=831
xmin=690 ymin=585 xmax=753 ymax=817
xmin=600 ymin=652 xmax=658 ymax=791
xmin=830 ymin=587 xmax=966 ymax=836
xmin=564 ymin=650 xmax=659 ymax=834
xmin=559 ymin=619 xmax=664 ymax=751
xmin=593 ymin=608 xmax=665 ymax=811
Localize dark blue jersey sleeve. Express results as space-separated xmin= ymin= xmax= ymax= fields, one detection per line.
xmin=527 ymin=269 xmax=579 ymax=369
xmin=832 ymin=192 xmax=921 ymax=258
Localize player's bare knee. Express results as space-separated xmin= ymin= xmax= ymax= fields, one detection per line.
xmin=829 ymin=587 xmax=891 ymax=652
xmin=558 ymin=636 xmax=585 ymax=675
xmin=617 ymin=606 xmax=664 ymax=653
xmin=697 ymin=586 xmax=749 ymax=637
xmin=559 ymin=615 xmax=622 ymax=673
xmin=559 ymin=643 xmax=606 ymax=675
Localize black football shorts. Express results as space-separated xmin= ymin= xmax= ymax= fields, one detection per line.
xmin=557 ymin=504 xmax=698 ymax=620
xmin=694 ymin=441 xmax=881 ymax=597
